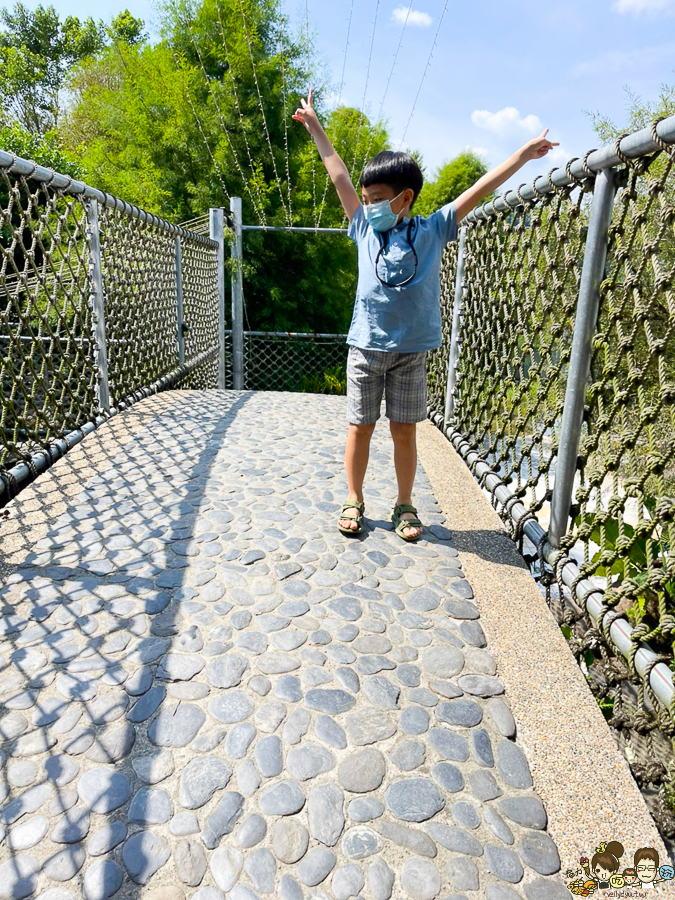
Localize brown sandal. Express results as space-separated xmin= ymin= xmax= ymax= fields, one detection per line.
xmin=338 ymin=500 xmax=364 ymax=535
xmin=392 ymin=503 xmax=423 ymax=541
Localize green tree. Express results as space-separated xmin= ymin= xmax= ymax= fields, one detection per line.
xmin=0 ymin=3 xmax=146 ymax=134
xmin=0 ymin=121 xmax=81 ymax=176
xmin=584 ymin=81 xmax=675 ymax=143
xmin=62 ymin=0 xmax=392 ymax=333
xmin=64 ymin=42 xmax=204 ymax=215
xmin=415 ymin=150 xmax=489 ymax=217
xmin=109 ymin=10 xmax=146 ymax=45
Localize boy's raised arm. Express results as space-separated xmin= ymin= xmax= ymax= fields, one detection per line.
xmin=293 ymin=89 xmax=360 ymax=223
xmin=454 ymin=129 xmax=559 ymax=224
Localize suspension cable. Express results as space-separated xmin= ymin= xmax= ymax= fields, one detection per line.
xmin=316 ymin=0 xmax=355 ymax=227
xmin=358 ymin=0 xmax=414 ymax=176
xmin=399 ymin=0 xmax=449 ymax=148
xmin=235 ymin=0 xmax=292 ymax=225
xmin=304 ymin=0 xmax=318 ymax=226
xmin=348 ymin=0 xmax=381 ymax=185
xmin=174 ymin=13 xmax=274 ymax=225
xmin=172 ymin=46 xmax=232 ymax=206
xmin=181 ymin=8 xmax=268 ymax=224
xmin=279 ymin=18 xmax=294 ymax=223
xmin=213 ymin=0 xmax=269 ymax=224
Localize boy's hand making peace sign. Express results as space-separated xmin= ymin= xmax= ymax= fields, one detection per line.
xmin=521 ymin=128 xmax=560 ymax=161
xmin=292 ymin=88 xmax=321 ymax=137
xmin=291 ymin=87 xmax=361 ymax=222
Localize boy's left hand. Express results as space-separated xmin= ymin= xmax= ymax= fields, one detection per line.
xmin=521 ymin=128 xmax=559 ymax=161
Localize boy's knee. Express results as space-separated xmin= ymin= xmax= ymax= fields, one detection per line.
xmin=389 ymin=420 xmax=417 ymax=435
xmin=349 ymin=422 xmax=376 ymax=436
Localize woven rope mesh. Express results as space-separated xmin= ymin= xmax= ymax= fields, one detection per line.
xmin=179 ymin=235 xmax=220 ymax=389
xmin=0 ymin=168 xmax=97 ymax=474
xmin=1 ymin=157 xmax=220 ymax=493
xmin=241 ymin=332 xmax=348 ymax=392
xmin=431 ymin=127 xmax=675 ymax=834
xmin=444 ymin=181 xmax=591 ymax=516
xmin=426 ymin=242 xmax=457 ymax=416
xmin=100 ymin=207 xmax=180 ymax=404
xmin=558 ymin=144 xmax=675 ymax=827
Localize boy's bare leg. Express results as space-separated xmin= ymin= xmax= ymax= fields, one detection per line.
xmin=389 ymin=420 xmax=422 ymax=538
xmin=340 ymin=422 xmax=376 ymax=531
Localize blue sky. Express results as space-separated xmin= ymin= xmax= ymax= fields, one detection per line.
xmin=11 ymin=0 xmax=675 ymax=192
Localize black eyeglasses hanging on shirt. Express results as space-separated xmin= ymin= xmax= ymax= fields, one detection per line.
xmin=375 ymin=218 xmax=419 ymax=288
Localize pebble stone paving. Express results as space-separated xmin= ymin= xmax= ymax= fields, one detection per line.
xmin=0 ymin=390 xmax=568 ymax=900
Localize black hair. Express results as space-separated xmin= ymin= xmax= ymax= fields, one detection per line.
xmin=359 ymin=151 xmax=424 ymax=207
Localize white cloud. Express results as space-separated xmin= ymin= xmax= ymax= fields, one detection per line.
xmin=391 ymin=6 xmax=433 ymax=27
xmin=546 ymin=145 xmax=571 ymax=166
xmin=471 ymin=107 xmax=543 ymax=137
xmin=459 ymin=145 xmax=490 ymax=161
xmin=571 ymin=42 xmax=675 ymax=76
xmin=614 ymin=0 xmax=675 ymax=13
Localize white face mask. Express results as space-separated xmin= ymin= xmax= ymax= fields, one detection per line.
xmin=363 ymin=190 xmax=406 ymax=232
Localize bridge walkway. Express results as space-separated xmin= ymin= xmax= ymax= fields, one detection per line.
xmin=0 ymin=390 xmax=666 ymax=900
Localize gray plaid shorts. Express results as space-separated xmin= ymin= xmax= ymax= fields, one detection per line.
xmin=346 ymin=346 xmax=428 ymax=425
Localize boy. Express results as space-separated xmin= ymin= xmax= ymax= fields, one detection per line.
xmin=293 ymin=89 xmax=558 ymax=540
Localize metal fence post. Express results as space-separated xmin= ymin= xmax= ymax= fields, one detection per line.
xmin=444 ymin=226 xmax=467 ymax=428
xmin=548 ymin=167 xmax=618 ymax=548
xmin=85 ymin=197 xmax=110 ymax=412
xmin=174 ymin=235 xmax=185 ymax=368
xmin=209 ymin=207 xmax=226 ymax=389
xmin=229 ymin=197 xmax=245 ymax=390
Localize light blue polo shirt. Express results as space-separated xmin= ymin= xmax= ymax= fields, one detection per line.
xmin=346 ymin=201 xmax=458 ymax=353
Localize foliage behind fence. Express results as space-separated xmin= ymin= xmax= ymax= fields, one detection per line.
xmin=229 ymin=330 xmax=348 ymax=393
xmin=0 ymin=152 xmax=220 ymax=495
xmin=429 ymin=118 xmax=675 ymax=834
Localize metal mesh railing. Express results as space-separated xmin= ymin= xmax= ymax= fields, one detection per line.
xmin=178 ymin=236 xmax=220 ymax=390
xmin=100 ymin=206 xmax=179 ymax=404
xmin=0 ymin=169 xmax=97 ymax=475
xmin=428 ymin=116 xmax=675 ymax=835
xmin=562 ymin=140 xmax=675 ymax=804
xmin=227 ymin=331 xmax=349 ymax=392
xmin=456 ymin=181 xmax=591 ymax=515
xmin=0 ymin=151 xmax=220 ymax=501
xmin=427 ymin=243 xmax=457 ymax=415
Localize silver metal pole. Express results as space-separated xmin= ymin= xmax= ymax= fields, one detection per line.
xmin=229 ymin=197 xmax=245 ymax=390
xmin=444 ymin=227 xmax=467 ymax=426
xmin=434 ymin=416 xmax=675 ymax=713
xmin=210 ymin=208 xmax=226 ymax=390
xmin=85 ymin=198 xmax=110 ymax=412
xmin=174 ymin=235 xmax=185 ymax=368
xmin=548 ymin=167 xmax=618 ymax=548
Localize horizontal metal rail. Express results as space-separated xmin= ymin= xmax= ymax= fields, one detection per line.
xmin=0 ymin=346 xmax=218 ymax=504
xmin=466 ymin=114 xmax=675 ymax=224
xmin=0 ymin=150 xmax=218 ymax=246
xmin=225 ymin=329 xmax=348 ymax=339
xmin=428 ymin=410 xmax=675 ymax=715
xmin=242 ymin=225 xmax=348 ymax=234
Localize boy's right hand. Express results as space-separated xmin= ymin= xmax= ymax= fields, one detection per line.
xmin=292 ymin=88 xmax=320 ymax=137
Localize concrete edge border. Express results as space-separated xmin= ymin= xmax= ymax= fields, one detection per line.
xmin=416 ymin=418 xmax=671 ymax=880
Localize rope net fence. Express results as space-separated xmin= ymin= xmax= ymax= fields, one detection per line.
xmin=426 ymin=243 xmax=456 ymax=416
xmin=0 ymin=152 xmax=220 ymax=499
xmin=0 ymin=169 xmax=97 ymax=476
xmin=429 ymin=117 xmax=675 ymax=835
xmin=224 ymin=330 xmax=348 ymax=393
